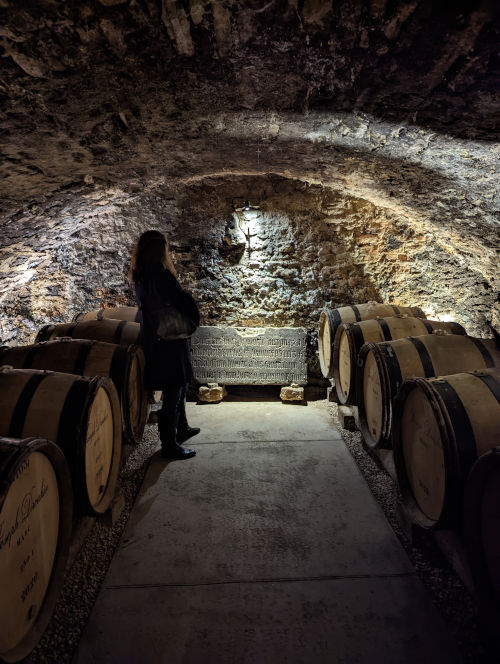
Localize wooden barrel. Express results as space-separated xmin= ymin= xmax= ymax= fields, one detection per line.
xmin=318 ymin=303 xmax=426 ymax=378
xmin=333 ymin=316 xmax=466 ymax=404
xmin=392 ymin=370 xmax=500 ymax=530
xmin=0 ymin=436 xmax=72 ymax=663
xmin=0 ymin=339 xmax=148 ymax=445
xmin=357 ymin=334 xmax=500 ymax=449
xmin=463 ymin=447 xmax=500 ymax=653
xmin=74 ymin=306 xmax=140 ymax=323
xmin=0 ymin=368 xmax=122 ymax=515
xmin=36 ymin=319 xmax=140 ymax=347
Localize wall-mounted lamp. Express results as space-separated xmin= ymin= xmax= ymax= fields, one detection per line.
xmin=232 ymin=198 xmax=260 ymax=213
xmin=231 ymin=199 xmax=261 ymax=254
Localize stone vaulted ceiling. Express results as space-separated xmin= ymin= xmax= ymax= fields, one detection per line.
xmin=0 ymin=1 xmax=499 ymax=345
xmin=1 ymin=0 xmax=499 ymax=213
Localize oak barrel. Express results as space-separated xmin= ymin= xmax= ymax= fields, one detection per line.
xmin=74 ymin=306 xmax=140 ymax=323
xmin=0 ymin=368 xmax=121 ymax=515
xmin=0 ymin=436 xmax=72 ymax=663
xmin=357 ymin=334 xmax=500 ymax=448
xmin=318 ymin=303 xmax=426 ymax=378
xmin=36 ymin=319 xmax=140 ymax=347
xmin=392 ymin=370 xmax=500 ymax=529
xmin=463 ymin=447 xmax=500 ymax=652
xmin=0 ymin=339 xmax=148 ymax=445
xmin=333 ymin=316 xmax=466 ymax=404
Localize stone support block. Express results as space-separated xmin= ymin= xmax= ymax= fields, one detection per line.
xmin=280 ymin=383 xmax=305 ymax=402
xmin=338 ymin=405 xmax=358 ymax=431
xmin=327 ymin=382 xmax=340 ymax=403
xmin=199 ymin=383 xmax=227 ymax=403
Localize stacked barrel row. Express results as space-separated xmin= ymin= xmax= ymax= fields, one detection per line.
xmin=0 ymin=305 xmax=146 ymax=662
xmin=319 ymin=301 xmax=500 ymax=625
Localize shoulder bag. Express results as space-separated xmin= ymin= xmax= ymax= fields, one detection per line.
xmin=141 ymin=281 xmax=198 ymax=341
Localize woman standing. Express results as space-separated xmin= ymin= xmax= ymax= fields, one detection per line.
xmin=131 ymin=230 xmax=200 ymax=460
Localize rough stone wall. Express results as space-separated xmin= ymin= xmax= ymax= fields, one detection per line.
xmin=0 ymin=186 xmax=136 ymax=345
xmin=1 ymin=173 xmax=496 ymax=383
xmin=1 ymin=1 xmax=499 ymax=366
xmin=2 ymin=110 xmax=498 ymax=343
xmin=1 ymin=176 xmax=377 ymax=379
xmin=321 ymin=194 xmax=498 ymax=336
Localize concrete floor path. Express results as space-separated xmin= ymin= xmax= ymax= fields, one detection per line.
xmin=76 ymin=400 xmax=460 ymax=663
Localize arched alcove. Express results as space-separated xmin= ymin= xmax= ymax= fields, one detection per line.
xmin=1 ymin=169 xmax=496 ymax=349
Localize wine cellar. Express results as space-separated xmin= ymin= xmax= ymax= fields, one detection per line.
xmin=0 ymin=1 xmax=499 ymax=662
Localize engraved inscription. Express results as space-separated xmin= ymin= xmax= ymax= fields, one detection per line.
xmin=191 ymin=327 xmax=307 ymax=385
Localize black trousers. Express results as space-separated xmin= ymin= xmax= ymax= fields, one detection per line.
xmin=158 ymin=384 xmax=188 ymax=440
xmin=158 ymin=385 xmax=187 ymax=421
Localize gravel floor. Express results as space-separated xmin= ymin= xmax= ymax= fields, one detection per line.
xmin=27 ymin=399 xmax=490 ymax=663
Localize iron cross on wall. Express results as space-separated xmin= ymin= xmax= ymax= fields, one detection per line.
xmin=242 ymin=223 xmax=258 ymax=253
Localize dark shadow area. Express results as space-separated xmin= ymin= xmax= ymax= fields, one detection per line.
xmin=189 ymin=385 xmax=281 ymax=403
xmin=188 ymin=384 xmax=325 ymax=403
xmin=167 ymin=0 xmax=500 ymax=140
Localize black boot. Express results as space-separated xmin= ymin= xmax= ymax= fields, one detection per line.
xmin=162 ymin=443 xmax=196 ymax=460
xmin=177 ymin=398 xmax=200 ymax=444
xmin=158 ymin=412 xmax=196 ymax=460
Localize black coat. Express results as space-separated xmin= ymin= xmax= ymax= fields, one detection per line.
xmin=135 ymin=267 xmax=200 ymax=389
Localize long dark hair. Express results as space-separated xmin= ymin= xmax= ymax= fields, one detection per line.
xmin=130 ymin=231 xmax=177 ymax=282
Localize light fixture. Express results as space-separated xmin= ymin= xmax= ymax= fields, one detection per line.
xmin=230 ymin=198 xmax=261 ymax=255
xmin=231 ymin=198 xmax=260 ymax=213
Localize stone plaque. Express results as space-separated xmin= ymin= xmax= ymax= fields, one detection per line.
xmin=191 ymin=326 xmax=307 ymax=385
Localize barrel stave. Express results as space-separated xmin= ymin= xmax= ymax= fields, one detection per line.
xmin=75 ymin=306 xmax=140 ymax=323
xmin=464 ymin=448 xmax=500 ymax=604
xmin=357 ymin=335 xmax=500 ymax=449
xmin=393 ymin=378 xmax=453 ymax=529
xmin=334 ymin=317 xmax=467 ymax=405
xmin=35 ymin=319 xmax=140 ymax=347
xmin=0 ymin=436 xmax=72 ymax=663
xmin=463 ymin=447 xmax=500 ymax=656
xmin=0 ymin=369 xmax=121 ymax=515
xmin=1 ymin=340 xmax=147 ymax=446
xmin=318 ymin=303 xmax=427 ymax=379
xmin=393 ymin=370 xmax=500 ymax=530
xmin=318 ymin=310 xmax=336 ymax=378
